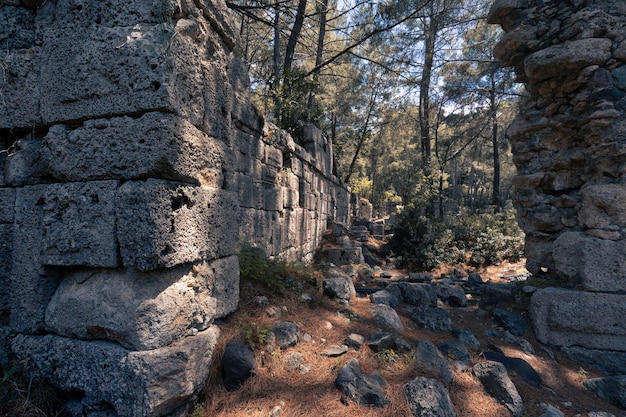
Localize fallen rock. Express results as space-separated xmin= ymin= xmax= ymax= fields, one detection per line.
xmin=321 ymin=345 xmax=349 ymax=357
xmin=539 ymin=403 xmax=564 ymax=417
xmin=222 ymin=339 xmax=256 ymax=391
xmin=437 ymin=340 xmax=471 ymax=371
xmin=404 ymin=376 xmax=456 ymax=417
xmin=561 ymin=346 xmax=626 ymax=375
xmin=433 ymin=282 xmax=468 ymax=307
xmin=492 ymin=308 xmax=528 ymax=336
xmin=583 ymin=375 xmax=626 ymax=409
xmin=273 ymin=322 xmax=300 ymax=350
xmin=473 ymin=361 xmax=524 ymax=417
xmin=452 ymin=328 xmax=480 ymax=351
xmin=370 ymin=290 xmax=399 ymax=307
xmin=334 ymin=359 xmax=388 ymax=408
xmin=322 ymin=271 xmax=356 ymax=301
xmin=411 ymin=306 xmax=452 ymax=332
xmin=413 ymin=340 xmax=454 ymax=386
xmin=387 ymin=282 xmax=437 ymax=307
xmin=366 ymin=332 xmax=395 ymax=353
xmin=371 ymin=304 xmax=404 ymax=331
xmin=344 ymin=333 xmax=365 ymax=350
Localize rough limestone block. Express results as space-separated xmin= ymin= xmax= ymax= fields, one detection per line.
xmin=0 ymin=47 xmax=42 ymax=129
xmin=10 ymin=185 xmax=60 ymax=332
xmin=210 ymin=255 xmax=240 ymax=318
xmin=4 ymin=138 xmax=47 ymax=186
xmin=12 ymin=326 xmax=220 ymax=417
xmin=524 ymin=38 xmax=612 ymax=82
xmin=578 ymin=183 xmax=626 ymax=228
xmin=0 ymin=188 xmax=15 ymax=223
xmin=0 ymin=224 xmax=12 ymax=311
xmin=41 ymin=113 xmax=227 ymax=185
xmin=326 ymin=248 xmax=364 ymax=266
xmin=552 ymin=231 xmax=626 ymax=293
xmin=45 ymin=262 xmax=220 ymax=351
xmin=41 ymin=181 xmax=119 ymax=267
xmin=116 ymin=180 xmax=239 ymax=271
xmin=531 ymin=287 xmax=626 ymax=352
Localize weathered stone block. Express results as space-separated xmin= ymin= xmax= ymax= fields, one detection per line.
xmin=45 ymin=261 xmax=224 ymax=350
xmin=524 ymin=38 xmax=612 ymax=82
xmin=41 ymin=181 xmax=119 ymax=267
xmin=326 ymin=248 xmax=364 ymax=266
xmin=41 ymin=113 xmax=227 ymax=185
xmin=11 ymin=185 xmax=60 ymax=332
xmin=12 ymin=327 xmax=220 ymax=417
xmin=0 ymin=188 xmax=15 ymax=223
xmin=116 ymin=180 xmax=239 ymax=271
xmin=0 ymin=224 xmax=13 ymax=311
xmin=578 ymin=183 xmax=626 ymax=229
xmin=552 ymin=231 xmax=626 ymax=292
xmin=4 ymin=138 xmax=47 ymax=186
xmin=0 ymin=47 xmax=42 ymax=129
xmin=531 ymin=287 xmax=626 ymax=351
xmin=209 ymin=255 xmax=240 ymax=318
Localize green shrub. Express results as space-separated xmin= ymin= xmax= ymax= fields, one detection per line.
xmin=239 ymin=321 xmax=272 ymax=350
xmin=390 ymin=207 xmax=524 ymax=271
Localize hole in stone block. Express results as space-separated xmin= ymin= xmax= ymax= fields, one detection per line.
xmin=150 ymin=81 xmax=161 ymax=91
xmin=171 ymin=191 xmax=193 ymax=211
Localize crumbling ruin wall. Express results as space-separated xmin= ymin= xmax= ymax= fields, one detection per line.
xmin=488 ymin=0 xmax=626 ymax=354
xmin=0 ymin=0 xmax=350 ymax=415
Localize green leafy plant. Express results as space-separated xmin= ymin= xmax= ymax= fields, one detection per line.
xmin=239 ymin=322 xmax=272 ymax=350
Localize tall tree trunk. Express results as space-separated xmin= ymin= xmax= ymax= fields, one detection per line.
xmin=308 ymin=0 xmax=328 ymax=109
xmin=490 ymin=77 xmax=501 ymax=210
xmin=272 ymin=5 xmax=281 ymax=120
xmin=344 ymin=85 xmax=379 ymax=184
xmin=283 ymin=0 xmax=307 ymax=73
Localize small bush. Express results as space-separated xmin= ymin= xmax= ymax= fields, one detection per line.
xmin=239 ymin=322 xmax=272 ymax=350
xmin=390 ymin=207 xmax=524 ymax=271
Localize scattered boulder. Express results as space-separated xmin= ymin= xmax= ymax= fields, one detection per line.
xmin=321 ymin=345 xmax=349 ymax=357
xmin=222 ymin=339 xmax=256 ymax=391
xmin=344 ymin=333 xmax=365 ymax=350
xmin=539 ymin=404 xmax=564 ymax=417
xmin=404 ymin=377 xmax=456 ymax=417
xmin=473 ymin=361 xmax=524 ymax=417
xmin=479 ymin=283 xmax=516 ymax=310
xmin=371 ymin=304 xmax=404 ymax=331
xmin=366 ymin=332 xmax=395 ymax=353
xmin=322 ymin=271 xmax=356 ymax=301
xmin=452 ymin=328 xmax=480 ymax=351
xmin=387 ymin=282 xmax=437 ymax=307
xmin=492 ymin=308 xmax=528 ymax=336
xmin=413 ymin=340 xmax=454 ymax=386
xmin=411 ymin=306 xmax=452 ymax=332
xmin=325 ymin=247 xmax=364 ymax=266
xmin=437 ymin=341 xmax=471 ymax=371
xmin=561 ymin=346 xmax=626 ymax=375
xmin=334 ymin=359 xmax=388 ymax=408
xmin=273 ymin=322 xmax=300 ymax=350
xmin=370 ymin=289 xmax=399 ymax=307
xmin=583 ymin=375 xmax=626 ymax=409
xmin=433 ymin=282 xmax=468 ymax=307
xmin=468 ymin=272 xmax=487 ymax=283
xmin=408 ymin=272 xmax=433 ymax=283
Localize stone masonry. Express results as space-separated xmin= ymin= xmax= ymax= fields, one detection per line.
xmin=0 ymin=0 xmax=350 ymax=415
xmin=488 ymin=0 xmax=626 ymax=352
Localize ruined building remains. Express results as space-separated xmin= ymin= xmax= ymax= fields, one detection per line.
xmin=488 ymin=0 xmax=626 ymax=357
xmin=0 ymin=0 xmax=350 ymax=415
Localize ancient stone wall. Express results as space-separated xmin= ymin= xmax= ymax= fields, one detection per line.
xmin=488 ymin=0 xmax=626 ymax=354
xmin=0 ymin=0 xmax=350 ymax=415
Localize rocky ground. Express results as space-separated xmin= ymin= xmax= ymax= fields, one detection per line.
xmin=198 ymin=225 xmax=626 ymax=417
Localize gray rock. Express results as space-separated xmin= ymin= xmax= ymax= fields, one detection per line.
xmin=321 ymin=345 xmax=349 ymax=357
xmin=468 ymin=272 xmax=487 ymax=283
xmin=344 ymin=333 xmax=365 ymax=350
xmin=387 ymin=282 xmax=437 ymax=307
xmin=404 ymin=377 xmax=456 ymax=417
xmin=538 ymin=404 xmax=564 ymax=417
xmin=370 ymin=289 xmax=399 ymax=307
xmin=413 ymin=340 xmax=454 ymax=386
xmin=479 ymin=283 xmax=516 ymax=310
xmin=583 ymin=375 xmax=626 ymax=409
xmin=588 ymin=412 xmax=616 ymax=417
xmin=334 ymin=359 xmax=388 ymax=408
xmin=371 ymin=304 xmax=404 ymax=331
xmin=473 ymin=361 xmax=524 ymax=417
xmin=437 ymin=341 xmax=471 ymax=371
xmin=273 ymin=322 xmax=300 ymax=350
xmin=561 ymin=346 xmax=626 ymax=375
xmin=493 ymin=309 xmax=528 ymax=336
xmin=433 ymin=283 xmax=468 ymax=307
xmin=322 ymin=271 xmax=356 ymax=301
xmin=325 ymin=248 xmax=364 ymax=266
xmin=12 ymin=327 xmax=220 ymax=417
xmin=411 ymin=306 xmax=452 ymax=332
xmin=408 ymin=272 xmax=433 ymax=283
xmin=531 ymin=288 xmax=626 ymax=352
xmin=44 ymin=260 xmax=230 ymax=350
xmin=366 ymin=332 xmax=395 ymax=353
xmin=452 ymin=328 xmax=481 ymax=351
xmin=222 ymin=339 xmax=256 ymax=391
xmin=116 ymin=179 xmax=239 ymax=271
